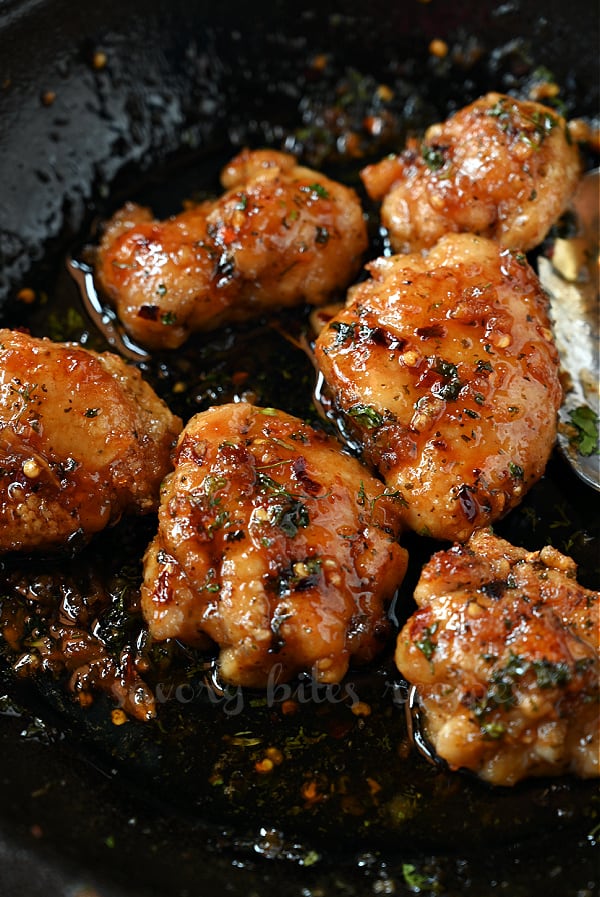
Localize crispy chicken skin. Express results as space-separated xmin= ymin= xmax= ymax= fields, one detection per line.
xmin=141 ymin=402 xmax=408 ymax=687
xmin=362 ymin=92 xmax=581 ymax=254
xmin=395 ymin=529 xmax=599 ymax=785
xmin=96 ymin=148 xmax=368 ymax=349
xmin=0 ymin=329 xmax=182 ymax=553
xmin=315 ymin=233 xmax=562 ymax=542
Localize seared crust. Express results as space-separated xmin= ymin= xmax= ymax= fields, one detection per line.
xmin=96 ymin=149 xmax=368 ymax=349
xmin=361 ymin=92 xmax=581 ymax=253
xmin=0 ymin=328 xmax=182 ymax=553
xmin=395 ymin=529 xmax=599 ymax=785
xmin=141 ymin=403 xmax=408 ymax=687
xmin=315 ymin=233 xmax=562 ymax=542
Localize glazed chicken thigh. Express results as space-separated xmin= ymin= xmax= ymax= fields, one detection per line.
xmin=361 ymin=92 xmax=581 ymax=254
xmin=315 ymin=233 xmax=562 ymax=542
xmin=141 ymin=402 xmax=408 ymax=687
xmin=395 ymin=529 xmax=599 ymax=785
xmin=0 ymin=329 xmax=182 ymax=553
xmin=96 ymin=148 xmax=368 ymax=349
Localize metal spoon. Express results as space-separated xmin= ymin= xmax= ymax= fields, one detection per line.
xmin=538 ymin=168 xmax=600 ymax=491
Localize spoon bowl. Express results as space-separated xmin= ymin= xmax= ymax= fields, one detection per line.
xmin=538 ymin=168 xmax=600 ymax=491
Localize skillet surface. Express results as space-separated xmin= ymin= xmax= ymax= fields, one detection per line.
xmin=0 ymin=1 xmax=598 ymax=894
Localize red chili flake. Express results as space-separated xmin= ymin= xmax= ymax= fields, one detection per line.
xmin=291 ymin=456 xmax=321 ymax=495
xmin=416 ymin=323 xmax=446 ymax=340
xmin=138 ymin=305 xmax=159 ymax=321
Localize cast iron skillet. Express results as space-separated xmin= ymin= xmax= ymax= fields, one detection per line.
xmin=0 ymin=1 xmax=599 ymax=895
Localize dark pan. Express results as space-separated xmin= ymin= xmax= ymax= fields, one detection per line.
xmin=0 ymin=1 xmax=598 ymax=895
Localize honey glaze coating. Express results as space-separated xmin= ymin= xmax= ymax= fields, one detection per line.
xmin=0 ymin=328 xmax=182 ymax=553
xmin=395 ymin=528 xmax=599 ymax=785
xmin=361 ymin=92 xmax=581 ymax=254
xmin=141 ymin=402 xmax=409 ymax=687
xmin=95 ymin=148 xmax=368 ymax=349
xmin=314 ymin=233 xmax=562 ymax=543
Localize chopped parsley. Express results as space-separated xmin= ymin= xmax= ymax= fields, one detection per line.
xmin=476 ymin=359 xmax=494 ymax=374
xmin=432 ymin=358 xmax=462 ymax=401
xmin=508 ymin=462 xmax=524 ymax=480
xmin=486 ymin=97 xmax=557 ymax=147
xmin=481 ymin=721 xmax=506 ymax=740
xmin=330 ymin=321 xmax=356 ymax=346
xmin=348 ymin=403 xmax=383 ymax=429
xmin=301 ymin=182 xmax=330 ymax=200
xmin=473 ymin=651 xmax=574 ymax=726
xmin=568 ymin=405 xmax=599 ymax=456
xmin=415 ymin=623 xmax=438 ymax=661
xmin=402 ymin=864 xmax=438 ymax=892
xmin=421 ymin=144 xmax=446 ymax=171
xmin=256 ymin=472 xmax=310 ymax=537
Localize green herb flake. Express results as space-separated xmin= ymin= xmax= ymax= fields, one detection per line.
xmin=270 ymin=500 xmax=309 ymax=537
xmin=357 ymin=480 xmax=367 ymax=507
xmin=421 ymin=144 xmax=446 ymax=172
xmin=568 ymin=405 xmax=599 ymax=456
xmin=508 ymin=461 xmax=524 ymax=480
xmin=402 ymin=863 xmax=437 ymax=892
xmin=300 ymin=850 xmax=321 ymax=867
xmin=486 ymin=98 xmax=508 ymax=119
xmin=84 ymin=408 xmax=100 ymax=418
xmin=330 ymin=321 xmax=356 ymax=346
xmin=432 ymin=357 xmax=462 ymax=401
xmin=234 ymin=192 xmax=248 ymax=211
xmin=161 ymin=311 xmax=177 ymax=326
xmin=201 ymin=569 xmax=221 ymax=594
xmin=481 ymin=721 xmax=506 ymax=740
xmin=207 ymin=510 xmax=230 ymax=536
xmin=348 ymin=403 xmax=383 ymax=429
xmin=256 ymin=473 xmax=310 ymax=538
xmin=473 ymin=651 xmax=575 ymax=729
xmin=532 ymin=659 xmax=571 ymax=689
xmin=415 ymin=623 xmax=438 ymax=661
xmin=203 ymin=475 xmax=228 ymax=504
xmin=529 ymin=109 xmax=558 ymax=138
xmin=487 ymin=97 xmax=557 ymax=148
xmin=373 ymin=488 xmax=409 ymax=510
xmin=301 ymin=182 xmax=330 ymax=200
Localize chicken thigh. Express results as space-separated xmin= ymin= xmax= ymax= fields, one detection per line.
xmin=96 ymin=149 xmax=368 ymax=349
xmin=141 ymin=402 xmax=408 ymax=687
xmin=314 ymin=233 xmax=562 ymax=542
xmin=395 ymin=528 xmax=599 ymax=785
xmin=361 ymin=92 xmax=581 ymax=253
xmin=0 ymin=328 xmax=182 ymax=553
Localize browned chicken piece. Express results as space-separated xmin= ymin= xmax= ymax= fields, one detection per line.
xmin=141 ymin=402 xmax=408 ymax=687
xmin=395 ymin=529 xmax=599 ymax=786
xmin=96 ymin=148 xmax=368 ymax=349
xmin=314 ymin=233 xmax=562 ymax=542
xmin=361 ymin=92 xmax=581 ymax=254
xmin=0 ymin=328 xmax=182 ymax=553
